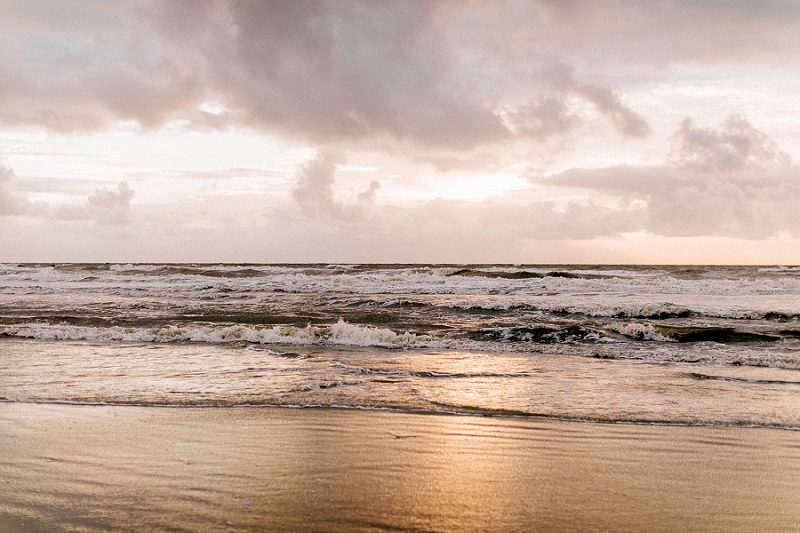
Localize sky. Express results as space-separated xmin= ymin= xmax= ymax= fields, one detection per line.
xmin=1 ymin=0 xmax=800 ymax=264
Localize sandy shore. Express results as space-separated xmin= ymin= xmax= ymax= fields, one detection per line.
xmin=1 ymin=403 xmax=799 ymax=532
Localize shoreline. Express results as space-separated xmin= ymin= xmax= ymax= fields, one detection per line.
xmin=3 ymin=397 xmax=800 ymax=431
xmin=2 ymin=402 xmax=800 ymax=532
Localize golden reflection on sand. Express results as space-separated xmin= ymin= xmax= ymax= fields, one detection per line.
xmin=1 ymin=403 xmax=799 ymax=532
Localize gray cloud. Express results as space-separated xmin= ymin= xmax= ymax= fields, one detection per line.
xmin=0 ymin=1 xmax=204 ymax=133
xmin=356 ymin=180 xmax=381 ymax=203
xmin=574 ymin=82 xmax=650 ymax=138
xmin=671 ymin=115 xmax=792 ymax=172
xmin=4 ymin=2 xmax=800 ymax=262
xmin=143 ymin=0 xmax=510 ymax=148
xmin=501 ymin=63 xmax=649 ymax=139
xmin=2 ymin=0 xmax=796 ymax=148
xmin=502 ymin=96 xmax=576 ymax=139
xmin=0 ymin=1 xmax=665 ymax=149
xmin=535 ymin=116 xmax=800 ymax=238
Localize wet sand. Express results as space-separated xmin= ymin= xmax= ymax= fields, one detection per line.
xmin=1 ymin=403 xmax=799 ymax=532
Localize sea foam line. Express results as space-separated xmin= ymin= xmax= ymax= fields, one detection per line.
xmin=0 ymin=320 xmax=434 ymax=348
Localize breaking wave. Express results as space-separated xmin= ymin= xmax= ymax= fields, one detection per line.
xmin=614 ymin=323 xmax=780 ymax=343
xmin=0 ymin=320 xmax=434 ymax=349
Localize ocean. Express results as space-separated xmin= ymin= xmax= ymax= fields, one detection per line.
xmin=2 ymin=263 xmax=799 ymax=428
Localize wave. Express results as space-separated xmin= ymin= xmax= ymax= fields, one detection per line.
xmin=6 ymin=264 xmax=800 ymax=297
xmin=437 ymin=297 xmax=800 ymax=321
xmin=1 ymin=316 xmax=795 ymax=361
xmin=614 ymin=323 xmax=673 ymax=342
xmin=758 ymin=266 xmax=800 ymax=273
xmin=447 ymin=268 xmax=611 ymax=280
xmin=49 ymin=263 xmax=269 ymax=278
xmin=438 ymin=298 xmax=697 ymax=318
xmin=468 ymin=325 xmax=616 ymax=344
xmin=0 ymin=320 xmax=435 ymax=349
xmin=448 ymin=268 xmax=546 ymax=280
xmin=614 ymin=323 xmax=780 ymax=343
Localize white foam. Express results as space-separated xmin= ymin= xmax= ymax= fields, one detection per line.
xmin=1 ymin=264 xmax=796 ymax=295
xmin=613 ymin=323 xmax=674 ymax=342
xmin=0 ymin=320 xmax=434 ymax=349
xmin=328 ymin=320 xmax=425 ymax=347
xmin=436 ymin=295 xmax=798 ymax=320
xmin=758 ymin=266 xmax=800 ymax=272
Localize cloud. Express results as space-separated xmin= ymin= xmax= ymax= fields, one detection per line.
xmin=500 ymin=63 xmax=649 ymax=139
xmin=0 ymin=162 xmax=30 ymax=216
xmin=140 ymin=3 xmax=652 ymax=144
xmin=292 ymin=152 xmax=378 ymax=220
xmin=461 ymin=0 xmax=800 ymax=69
xmin=143 ymin=0 xmax=512 ymax=148
xmin=356 ymin=180 xmax=381 ymax=203
xmin=671 ymin=115 xmax=792 ymax=171
xmin=292 ymin=152 xmax=339 ymax=212
xmin=2 ymin=0 xmax=797 ymax=151
xmin=86 ymin=182 xmax=135 ymax=225
xmin=0 ymin=1 xmax=663 ymax=151
xmin=3 ymin=1 xmax=800 ymax=263
xmin=534 ymin=116 xmax=800 ymax=238
xmin=501 ymin=96 xmax=576 ymax=139
xmin=574 ymin=82 xmax=650 ymax=138
xmin=45 ymin=181 xmax=136 ymax=225
xmin=4 ymin=1 xmax=795 ymax=135
xmin=88 ymin=181 xmax=135 ymax=209
xmin=0 ymin=5 xmax=204 ymax=133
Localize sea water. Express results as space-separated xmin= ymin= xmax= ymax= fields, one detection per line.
xmin=1 ymin=263 xmax=799 ymax=428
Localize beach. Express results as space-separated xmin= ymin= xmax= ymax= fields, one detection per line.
xmin=2 ymin=402 xmax=799 ymax=533
xmin=4 ymin=0 xmax=800 ymax=528
xmin=2 ymin=263 xmax=799 ymax=531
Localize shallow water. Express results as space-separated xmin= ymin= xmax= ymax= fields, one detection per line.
xmin=1 ymin=263 xmax=799 ymax=428
xmin=3 ymin=339 xmax=800 ymax=427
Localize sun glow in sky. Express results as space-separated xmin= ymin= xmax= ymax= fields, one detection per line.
xmin=2 ymin=1 xmax=800 ymax=263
